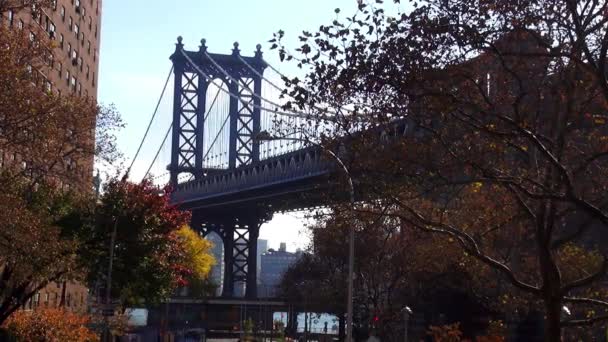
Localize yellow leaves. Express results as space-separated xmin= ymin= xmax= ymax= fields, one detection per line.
xmin=175 ymin=226 xmax=215 ymax=280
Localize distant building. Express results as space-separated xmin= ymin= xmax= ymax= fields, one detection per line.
xmin=257 ymin=239 xmax=268 ymax=285
xmin=207 ymin=233 xmax=224 ymax=297
xmin=259 ymin=242 xmax=301 ymax=297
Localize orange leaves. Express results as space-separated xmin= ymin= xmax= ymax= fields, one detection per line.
xmin=3 ymin=308 xmax=98 ymax=342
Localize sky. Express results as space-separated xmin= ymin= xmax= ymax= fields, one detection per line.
xmin=96 ymin=0 xmax=401 ymax=251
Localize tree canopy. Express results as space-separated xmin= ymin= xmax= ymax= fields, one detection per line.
xmin=74 ymin=179 xmax=193 ymax=308
xmin=275 ymin=0 xmax=608 ymax=340
xmin=0 ymin=6 xmax=121 ymax=324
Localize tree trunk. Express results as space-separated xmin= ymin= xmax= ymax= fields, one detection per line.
xmin=544 ymin=298 xmax=562 ymax=342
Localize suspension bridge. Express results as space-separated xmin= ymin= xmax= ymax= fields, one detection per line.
xmin=135 ymin=36 xmax=411 ymax=299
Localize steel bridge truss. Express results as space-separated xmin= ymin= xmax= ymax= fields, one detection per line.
xmin=191 ymin=211 xmax=266 ymax=298
xmin=170 ymin=37 xmax=266 ymax=185
xmin=170 ymin=37 xmax=267 ymax=298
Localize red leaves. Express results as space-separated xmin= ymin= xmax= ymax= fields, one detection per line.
xmin=89 ymin=179 xmax=192 ymax=306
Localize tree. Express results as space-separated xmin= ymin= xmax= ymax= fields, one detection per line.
xmin=3 ymin=307 xmax=98 ymax=342
xmin=174 ymin=226 xmax=216 ymax=297
xmin=0 ymin=174 xmax=83 ymax=324
xmin=74 ymin=179 xmax=193 ymax=308
xmin=0 ymin=1 xmax=122 ymax=325
xmin=274 ymin=1 xmax=608 ymax=340
xmin=281 ymin=208 xmax=496 ymax=340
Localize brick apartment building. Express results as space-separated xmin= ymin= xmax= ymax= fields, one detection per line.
xmin=5 ymin=0 xmax=101 ymax=98
xmin=3 ymin=0 xmax=103 ymax=314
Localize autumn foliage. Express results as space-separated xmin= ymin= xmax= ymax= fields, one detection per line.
xmin=3 ymin=308 xmax=98 ymax=342
xmin=275 ymin=0 xmax=608 ymax=340
xmin=0 ymin=0 xmax=121 ymax=326
xmin=174 ymin=226 xmax=215 ymax=286
xmin=76 ymin=179 xmax=193 ymax=307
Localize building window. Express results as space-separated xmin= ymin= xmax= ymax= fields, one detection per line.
xmin=87 ymin=40 xmax=91 ymax=54
xmin=7 ymin=10 xmax=14 ymax=27
xmin=60 ymin=6 xmax=65 ymax=21
xmin=58 ymin=62 xmax=62 ymax=77
xmin=86 ymin=65 xmax=89 ymax=79
xmin=65 ymin=70 xmax=70 ymax=86
xmin=94 ymin=25 xmax=97 ymax=38
xmin=44 ymin=293 xmax=49 ymax=305
xmin=88 ymin=16 xmax=92 ymax=30
xmin=52 ymin=0 xmax=57 ymax=10
xmin=74 ymin=23 xmax=79 ymax=36
xmin=92 ymin=72 xmax=95 ymax=87
xmin=77 ymin=82 xmax=81 ymax=95
xmin=32 ymin=293 xmax=40 ymax=307
xmin=78 ymin=57 xmax=83 ymax=70
xmin=59 ymin=33 xmax=64 ymax=48
xmin=67 ymin=43 xmax=71 ymax=57
xmin=18 ymin=19 xmax=24 ymax=30
xmin=68 ymin=16 xmax=72 ymax=31
xmin=71 ymin=76 xmax=76 ymax=90
xmin=93 ymin=48 xmax=97 ymax=62
xmin=48 ymin=22 xmax=56 ymax=38
xmin=31 ymin=4 xmax=39 ymax=20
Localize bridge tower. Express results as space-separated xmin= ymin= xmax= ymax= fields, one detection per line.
xmin=169 ymin=37 xmax=269 ymax=298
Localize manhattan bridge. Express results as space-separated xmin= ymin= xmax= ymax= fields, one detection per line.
xmin=139 ymin=36 xmax=411 ymax=301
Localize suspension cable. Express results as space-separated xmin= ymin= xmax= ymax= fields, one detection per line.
xmin=143 ymin=122 xmax=173 ymax=181
xmin=204 ymin=87 xmax=222 ymax=122
xmin=128 ymin=66 xmax=174 ymax=175
xmin=202 ymin=112 xmax=231 ymax=162
xmin=237 ymin=54 xmax=354 ymax=117
xmin=204 ymin=50 xmax=299 ymax=116
xmin=180 ymin=50 xmax=315 ymax=120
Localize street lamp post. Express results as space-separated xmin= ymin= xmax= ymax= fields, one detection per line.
xmin=256 ymin=131 xmax=356 ymax=342
xmin=402 ymin=306 xmax=412 ymax=342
